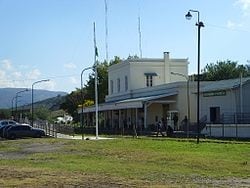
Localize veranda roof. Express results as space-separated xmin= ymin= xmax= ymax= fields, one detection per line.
xmin=78 ymin=92 xmax=177 ymax=113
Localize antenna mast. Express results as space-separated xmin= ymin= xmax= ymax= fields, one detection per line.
xmin=138 ymin=15 xmax=142 ymax=58
xmin=105 ymin=0 xmax=109 ymax=62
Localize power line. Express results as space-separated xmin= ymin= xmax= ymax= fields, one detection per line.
xmin=0 ymin=73 xmax=89 ymax=83
xmin=206 ymin=23 xmax=250 ymax=33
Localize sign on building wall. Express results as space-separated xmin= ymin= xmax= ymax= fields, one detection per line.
xmin=203 ymin=90 xmax=226 ymax=97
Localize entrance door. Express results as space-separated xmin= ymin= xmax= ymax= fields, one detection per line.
xmin=210 ymin=107 xmax=220 ymax=123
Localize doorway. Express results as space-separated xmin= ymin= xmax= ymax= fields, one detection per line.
xmin=210 ymin=107 xmax=220 ymax=123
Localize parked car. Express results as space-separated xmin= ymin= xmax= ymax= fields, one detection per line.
xmin=0 ymin=120 xmax=19 ymax=138
xmin=1 ymin=124 xmax=16 ymax=138
xmin=6 ymin=124 xmax=46 ymax=139
xmin=0 ymin=120 xmax=18 ymax=127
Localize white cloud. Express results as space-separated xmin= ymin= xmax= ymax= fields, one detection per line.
xmin=0 ymin=59 xmax=51 ymax=89
xmin=12 ymin=71 xmax=22 ymax=79
xmin=235 ymin=0 xmax=250 ymax=15
xmin=26 ymin=69 xmax=41 ymax=80
xmin=1 ymin=59 xmax=12 ymax=70
xmin=226 ymin=20 xmax=243 ymax=29
xmin=0 ymin=70 xmax=6 ymax=79
xmin=39 ymin=80 xmax=56 ymax=90
xmin=0 ymin=58 xmax=68 ymax=91
xmin=70 ymin=77 xmax=78 ymax=84
xmin=226 ymin=1 xmax=250 ymax=29
xmin=0 ymin=70 xmax=14 ymax=87
xmin=18 ymin=64 xmax=29 ymax=70
xmin=64 ymin=62 xmax=77 ymax=69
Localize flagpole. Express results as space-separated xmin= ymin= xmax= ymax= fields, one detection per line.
xmin=94 ymin=22 xmax=99 ymax=139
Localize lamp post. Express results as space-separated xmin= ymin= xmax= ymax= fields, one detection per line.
xmin=93 ymin=22 xmax=99 ymax=139
xmin=81 ymin=66 xmax=93 ymax=140
xmin=31 ymin=79 xmax=50 ymax=126
xmin=185 ymin=10 xmax=204 ymax=144
xmin=15 ymin=89 xmax=29 ymax=121
xmin=171 ymin=72 xmax=190 ymax=138
xmin=11 ymin=96 xmax=18 ymax=119
xmin=11 ymin=96 xmax=16 ymax=118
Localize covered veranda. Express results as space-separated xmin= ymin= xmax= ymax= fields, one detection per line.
xmin=79 ymin=93 xmax=177 ymax=134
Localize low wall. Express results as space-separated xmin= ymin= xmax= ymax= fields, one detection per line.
xmin=202 ymin=124 xmax=250 ymax=138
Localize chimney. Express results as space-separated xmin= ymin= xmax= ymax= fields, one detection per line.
xmin=164 ymin=52 xmax=170 ymax=60
xmin=163 ymin=52 xmax=170 ymax=83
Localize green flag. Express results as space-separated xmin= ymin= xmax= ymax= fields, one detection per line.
xmin=95 ymin=46 xmax=98 ymax=57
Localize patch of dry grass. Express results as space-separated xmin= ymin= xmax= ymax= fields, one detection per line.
xmin=0 ymin=137 xmax=249 ymax=187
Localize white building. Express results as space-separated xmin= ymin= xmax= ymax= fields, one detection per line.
xmin=79 ymin=52 xmax=250 ymax=138
xmin=107 ymin=52 xmax=188 ymax=100
xmin=80 ymin=52 xmax=198 ymax=132
xmin=200 ymin=77 xmax=250 ymax=138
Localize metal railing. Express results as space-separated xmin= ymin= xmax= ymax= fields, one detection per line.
xmin=221 ymin=113 xmax=250 ymax=124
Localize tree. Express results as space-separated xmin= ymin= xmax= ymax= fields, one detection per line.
xmin=84 ymin=62 xmax=108 ymax=103
xmin=60 ymin=57 xmax=121 ymax=122
xmin=127 ymin=54 xmax=139 ymax=60
xmin=60 ymin=89 xmax=83 ymax=122
xmin=201 ymin=60 xmax=248 ymax=81
xmin=84 ymin=57 xmax=121 ymax=103
xmin=34 ymin=106 xmax=51 ymax=121
xmin=0 ymin=109 xmax=11 ymax=119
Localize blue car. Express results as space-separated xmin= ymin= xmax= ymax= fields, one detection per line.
xmin=6 ymin=124 xmax=46 ymax=139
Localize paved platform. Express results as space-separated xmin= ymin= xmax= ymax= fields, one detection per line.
xmin=55 ymin=133 xmax=114 ymax=140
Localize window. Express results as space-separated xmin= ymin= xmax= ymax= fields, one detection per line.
xmin=117 ymin=78 xmax=120 ymax=92
xmin=8 ymin=121 xmax=16 ymax=124
xmin=1 ymin=121 xmax=8 ymax=126
xmin=210 ymin=107 xmax=220 ymax=123
xmin=125 ymin=76 xmax=128 ymax=91
xmin=110 ymin=80 xmax=114 ymax=94
xmin=146 ymin=75 xmax=153 ymax=87
xmin=144 ymin=72 xmax=157 ymax=87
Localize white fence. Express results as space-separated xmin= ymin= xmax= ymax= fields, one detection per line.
xmin=33 ymin=122 xmax=57 ymax=138
xmin=202 ymin=124 xmax=250 ymax=138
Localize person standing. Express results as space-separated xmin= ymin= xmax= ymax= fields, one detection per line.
xmin=173 ymin=114 xmax=178 ymax=131
xmin=156 ymin=119 xmax=165 ymax=137
xmin=181 ymin=116 xmax=188 ymax=131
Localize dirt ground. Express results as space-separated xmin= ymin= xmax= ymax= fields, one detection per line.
xmin=0 ymin=140 xmax=249 ymax=187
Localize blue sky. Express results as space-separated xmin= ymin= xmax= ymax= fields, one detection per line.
xmin=0 ymin=0 xmax=250 ymax=92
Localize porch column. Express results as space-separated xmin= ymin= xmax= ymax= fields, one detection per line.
xmin=118 ymin=109 xmax=121 ymax=128
xmin=135 ymin=108 xmax=138 ymax=137
xmin=103 ymin=111 xmax=106 ymax=129
xmin=111 ymin=110 xmax=113 ymax=128
xmin=135 ymin=108 xmax=138 ymax=129
xmin=144 ymin=103 xmax=147 ymax=129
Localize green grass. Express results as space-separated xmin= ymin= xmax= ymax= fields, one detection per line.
xmin=0 ymin=137 xmax=249 ymax=187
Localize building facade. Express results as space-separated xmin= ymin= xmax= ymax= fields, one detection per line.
xmin=79 ymin=52 xmax=198 ymax=132
xmin=200 ymin=77 xmax=250 ymax=138
xmin=200 ymin=77 xmax=250 ymax=123
xmin=106 ymin=52 xmax=188 ymax=102
xmin=79 ymin=52 xmax=250 ymax=138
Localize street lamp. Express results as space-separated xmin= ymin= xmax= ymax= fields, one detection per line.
xmin=171 ymin=72 xmax=190 ymax=138
xmin=185 ymin=9 xmax=204 ymax=144
xmin=81 ymin=66 xmax=93 ymax=140
xmin=93 ymin=22 xmax=99 ymax=139
xmin=11 ymin=96 xmax=19 ymax=119
xmin=11 ymin=96 xmax=15 ymax=118
xmin=31 ymin=79 xmax=50 ymax=126
xmin=15 ymin=89 xmax=29 ymax=121
xmin=11 ymin=89 xmax=29 ymax=121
